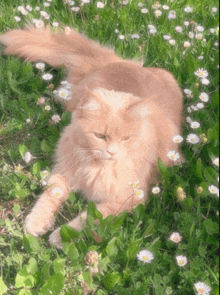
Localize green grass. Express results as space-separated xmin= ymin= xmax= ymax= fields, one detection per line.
xmin=0 ymin=0 xmax=219 ymax=294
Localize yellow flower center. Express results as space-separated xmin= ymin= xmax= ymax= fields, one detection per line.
xmin=143 ymin=256 xmax=148 ymax=261
xmin=198 ymin=288 xmax=204 ymax=293
xmin=173 ymin=237 xmax=179 ymax=242
xmin=179 ymin=259 xmax=184 ymax=265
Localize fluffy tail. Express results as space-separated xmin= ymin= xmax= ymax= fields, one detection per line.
xmin=0 ymin=27 xmax=121 ymax=82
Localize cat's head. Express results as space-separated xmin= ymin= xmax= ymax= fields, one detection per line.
xmin=74 ymin=86 xmax=155 ymax=162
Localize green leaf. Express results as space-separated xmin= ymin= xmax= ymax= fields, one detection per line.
xmin=106 ymin=238 xmax=118 ymax=257
xmin=204 ymin=167 xmax=217 ymax=183
xmin=157 ymin=157 xmax=169 ymax=182
xmin=143 ymin=221 xmax=156 ymax=237
xmin=204 ymin=219 xmax=219 ymax=235
xmin=18 ymin=290 xmax=32 ymax=295
xmin=82 ymin=272 xmax=93 ymax=289
xmin=186 ymin=53 xmax=198 ymax=75
xmin=15 ymin=267 xmax=36 ymax=289
xmin=107 ymin=211 xmax=127 ymax=233
xmin=212 ymin=91 xmax=219 ymax=106
xmin=196 ymin=158 xmax=203 ymax=180
xmin=60 ymin=225 xmax=79 ymax=243
xmin=26 ymin=258 xmax=38 ymax=274
xmin=19 ymin=144 xmax=28 ymax=159
xmin=41 ymin=140 xmax=51 ymax=153
xmin=53 ymin=259 xmax=65 ymax=275
xmin=0 ymin=277 xmax=7 ymax=295
xmin=32 ymin=162 xmax=41 ymax=175
xmin=126 ymin=240 xmax=139 ymax=260
xmin=103 ymin=272 xmax=121 ymax=290
xmin=39 ymin=273 xmax=65 ymax=295
xmin=62 ymin=243 xmax=79 ymax=261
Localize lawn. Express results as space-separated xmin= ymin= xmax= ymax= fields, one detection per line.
xmin=0 ymin=0 xmax=219 ymax=294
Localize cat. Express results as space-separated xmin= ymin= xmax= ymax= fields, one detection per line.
xmin=0 ymin=27 xmax=183 ymax=248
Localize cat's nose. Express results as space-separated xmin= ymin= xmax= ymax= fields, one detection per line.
xmin=107 ymin=144 xmax=119 ymax=156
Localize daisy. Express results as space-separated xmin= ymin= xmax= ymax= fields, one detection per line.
xmin=167 ymin=150 xmax=180 ymax=162
xmin=14 ymin=164 xmax=24 ymax=173
xmin=42 ymin=73 xmax=53 ymax=80
xmin=115 ymin=29 xmax=119 ymax=34
xmin=199 ymin=92 xmax=209 ymax=102
xmin=37 ymin=97 xmax=45 ymax=105
xmin=58 ymin=88 xmax=71 ymax=100
xmin=176 ymin=255 xmax=188 ymax=267
xmin=212 ymin=7 xmax=218 ymax=13
xmin=71 ymin=7 xmax=80 ymax=12
xmin=186 ymin=134 xmax=200 ymax=144
xmin=97 ymin=2 xmax=104 ymax=8
xmin=196 ymin=25 xmax=205 ymax=32
xmin=65 ymin=26 xmax=71 ymax=35
xmin=51 ymin=187 xmax=64 ymax=198
xmin=35 ymin=20 xmax=44 ymax=29
xmin=52 ymin=114 xmax=61 ymax=123
xmin=26 ymin=118 xmax=31 ymax=123
xmin=137 ymin=250 xmax=154 ymax=263
xmin=184 ymin=89 xmax=193 ymax=98
xmin=169 ymin=39 xmax=176 ymax=45
xmin=35 ymin=62 xmax=45 ymax=70
xmin=154 ymin=10 xmax=162 ymax=18
xmin=213 ymin=157 xmax=219 ymax=167
xmin=162 ymin=5 xmax=169 ymax=10
xmin=45 ymin=105 xmax=51 ymax=111
xmin=173 ymin=135 xmax=183 ymax=143
xmin=14 ymin=16 xmax=21 ymax=21
xmin=141 ymin=8 xmax=149 ymax=14
xmin=201 ymin=78 xmax=210 ymax=85
xmin=152 ymin=187 xmax=160 ymax=194
xmin=137 ymin=3 xmax=143 ymax=8
xmin=184 ymin=41 xmax=191 ymax=47
xmin=194 ymin=282 xmax=211 ymax=295
xmin=43 ymin=2 xmax=50 ymax=7
xmin=175 ymin=26 xmax=183 ymax=33
xmin=196 ymin=33 xmax=203 ymax=40
xmin=210 ymin=28 xmax=215 ymax=34
xmin=35 ymin=6 xmax=40 ymax=11
xmin=188 ymin=31 xmax=195 ymax=38
xmin=135 ymin=189 xmax=145 ymax=199
xmin=208 ymin=185 xmax=219 ymax=197
xmin=24 ymin=151 xmax=33 ymax=163
xmin=20 ymin=9 xmax=28 ymax=16
xmin=194 ymin=68 xmax=209 ymax=78
xmin=53 ymin=22 xmax=59 ymax=27
xmin=152 ymin=2 xmax=161 ymax=9
xmin=17 ymin=6 xmax=25 ymax=11
xmin=119 ymin=35 xmax=125 ymax=40
xmin=184 ymin=7 xmax=193 ymax=13
xmin=197 ymin=103 xmax=205 ymax=109
xmin=168 ymin=10 xmax=176 ymax=19
xmin=26 ymin=5 xmax=32 ymax=11
xmin=41 ymin=170 xmax=49 ymax=178
xmin=131 ymin=34 xmax=140 ymax=39
xmin=190 ymin=121 xmax=200 ymax=129
xmin=186 ymin=117 xmax=193 ymax=123
xmin=198 ymin=56 xmax=204 ymax=60
xmin=129 ymin=180 xmax=139 ymax=189
xmin=169 ymin=232 xmax=182 ymax=243
xmin=184 ymin=21 xmax=190 ymax=27
xmin=163 ymin=35 xmax=171 ymax=40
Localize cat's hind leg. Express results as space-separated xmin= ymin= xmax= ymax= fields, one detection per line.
xmin=25 ymin=174 xmax=70 ymax=237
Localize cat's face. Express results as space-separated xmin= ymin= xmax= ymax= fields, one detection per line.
xmin=75 ymin=87 xmax=150 ymax=162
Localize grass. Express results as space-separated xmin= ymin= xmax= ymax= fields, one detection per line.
xmin=0 ymin=0 xmax=219 ymax=294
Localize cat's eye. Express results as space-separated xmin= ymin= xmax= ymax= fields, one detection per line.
xmin=122 ymin=136 xmax=130 ymax=141
xmin=94 ymin=133 xmax=107 ymax=140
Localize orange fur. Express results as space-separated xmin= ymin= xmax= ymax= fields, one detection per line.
xmin=0 ymin=27 xmax=183 ymax=248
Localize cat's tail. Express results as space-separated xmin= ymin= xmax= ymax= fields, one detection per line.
xmin=0 ymin=27 xmax=121 ymax=82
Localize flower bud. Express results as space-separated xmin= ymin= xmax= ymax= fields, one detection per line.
xmin=84 ymin=251 xmax=99 ymax=266
xmin=196 ymin=186 xmax=203 ymax=194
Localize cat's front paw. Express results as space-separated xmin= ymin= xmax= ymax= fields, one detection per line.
xmin=49 ymin=227 xmax=62 ymax=249
xmin=25 ymin=211 xmax=55 ymax=236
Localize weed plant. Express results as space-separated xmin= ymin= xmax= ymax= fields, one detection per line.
xmin=0 ymin=0 xmax=219 ymax=294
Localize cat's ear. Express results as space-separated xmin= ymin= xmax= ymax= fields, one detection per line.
xmin=128 ymin=95 xmax=156 ymax=119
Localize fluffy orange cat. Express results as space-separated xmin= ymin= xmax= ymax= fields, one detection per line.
xmin=0 ymin=27 xmax=183 ymax=248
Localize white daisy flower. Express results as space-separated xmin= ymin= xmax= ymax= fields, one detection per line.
xmin=131 ymin=34 xmax=140 ymax=39
xmin=197 ymin=103 xmax=205 ymax=109
xmin=194 ymin=68 xmax=209 ymax=78
xmin=51 ymin=187 xmax=64 ymax=198
xmin=152 ymin=2 xmax=161 ymax=9
xmin=162 ymin=5 xmax=169 ymax=10
xmin=40 ymin=11 xmax=50 ymax=19
xmin=176 ymin=255 xmax=188 ymax=267
xmin=184 ymin=21 xmax=190 ymax=27
xmin=24 ymin=151 xmax=33 ymax=163
xmin=186 ymin=134 xmax=200 ymax=144
xmin=198 ymin=56 xmax=204 ymax=60
xmin=152 ymin=187 xmax=160 ymax=194
xmin=201 ymin=78 xmax=210 ymax=85
xmin=213 ymin=158 xmax=219 ymax=167
xmin=26 ymin=5 xmax=32 ymax=11
xmin=35 ymin=6 xmax=40 ymax=11
xmin=14 ymin=16 xmax=21 ymax=21
xmin=52 ymin=114 xmax=61 ymax=123
xmin=184 ymin=41 xmax=191 ymax=47
xmin=37 ymin=97 xmax=45 ymax=105
xmin=17 ymin=6 xmax=25 ymax=12
xmin=190 ymin=121 xmax=200 ymax=129
xmin=45 ymin=105 xmax=51 ymax=111
xmin=168 ymin=10 xmax=176 ymax=19
xmin=115 ymin=29 xmax=119 ymax=34
xmin=199 ymin=92 xmax=209 ymax=102
xmin=58 ymin=88 xmax=71 ymax=100
xmin=137 ymin=3 xmax=143 ymax=8
xmin=196 ymin=25 xmax=205 ymax=32
xmin=188 ymin=31 xmax=195 ymax=38
xmin=43 ymin=2 xmax=50 ymax=7
xmin=173 ymin=135 xmax=184 ymax=143
xmin=214 ymin=42 xmax=219 ymax=47
xmin=154 ymin=10 xmax=162 ymax=18
xmin=163 ymin=35 xmax=171 ymax=40
xmin=53 ymin=22 xmax=59 ymax=27
xmin=196 ymin=33 xmax=203 ymax=40
xmin=184 ymin=7 xmax=193 ymax=13
xmin=26 ymin=118 xmax=31 ymax=123
xmin=208 ymin=185 xmax=219 ymax=197
xmin=167 ymin=150 xmax=180 ymax=162
xmin=169 ymin=232 xmax=182 ymax=243
xmin=20 ymin=9 xmax=28 ymax=16
xmin=42 ymin=73 xmax=53 ymax=80
xmin=194 ymin=282 xmax=211 ymax=295
xmin=14 ymin=164 xmax=24 ymax=173
xmin=212 ymin=7 xmax=218 ymax=13
xmin=184 ymin=89 xmax=193 ymax=98
xmin=141 ymin=8 xmax=149 ymax=14
xmin=135 ymin=189 xmax=145 ymax=199
xmin=175 ymin=26 xmax=183 ymax=33
xmin=186 ymin=117 xmax=193 ymax=123
xmin=119 ymin=35 xmax=125 ymax=40
xmin=41 ymin=170 xmax=49 ymax=178
xmin=137 ymin=250 xmax=154 ymax=263
xmin=210 ymin=28 xmax=215 ymax=34
xmin=35 ymin=19 xmax=44 ymax=29
xmin=65 ymin=26 xmax=71 ymax=35
xmin=149 ymin=28 xmax=157 ymax=35
xmin=97 ymin=2 xmax=104 ymax=8
xmin=169 ymin=39 xmax=176 ymax=45
xmin=71 ymin=7 xmax=80 ymax=12
xmin=35 ymin=62 xmax=45 ymax=70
